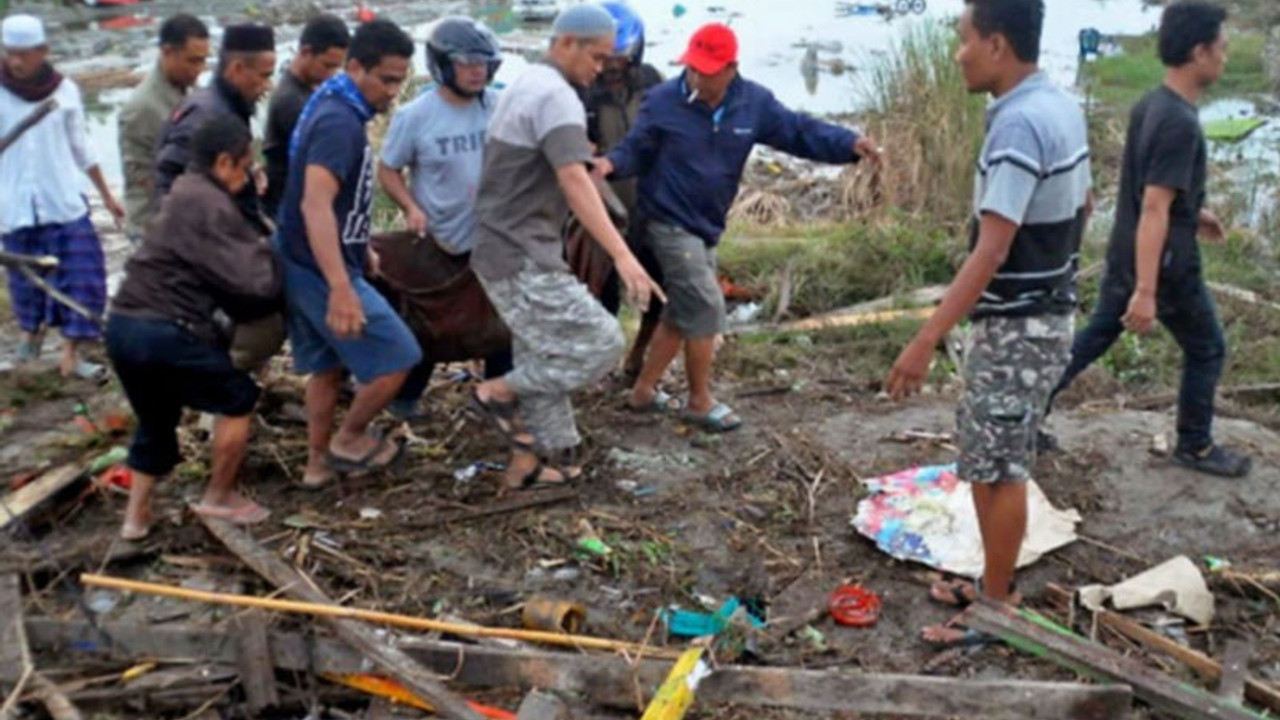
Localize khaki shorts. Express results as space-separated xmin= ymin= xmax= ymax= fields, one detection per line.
xmin=646 ymin=221 xmax=725 ymax=339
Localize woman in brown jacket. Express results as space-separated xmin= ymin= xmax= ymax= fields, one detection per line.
xmin=107 ymin=114 xmax=282 ymax=540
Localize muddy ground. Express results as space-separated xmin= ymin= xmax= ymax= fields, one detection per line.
xmin=3 ymin=295 xmax=1279 ymax=719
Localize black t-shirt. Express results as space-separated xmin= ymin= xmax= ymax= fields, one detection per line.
xmin=263 ymin=72 xmax=314 ymax=219
xmin=1106 ymin=85 xmax=1206 ymax=283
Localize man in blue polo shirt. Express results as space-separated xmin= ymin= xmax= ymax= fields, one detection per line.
xmin=595 ymin=23 xmax=879 ymax=433
xmin=275 ymin=19 xmax=421 ymax=488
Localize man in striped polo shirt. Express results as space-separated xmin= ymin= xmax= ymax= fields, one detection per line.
xmin=887 ymin=0 xmax=1091 ymax=647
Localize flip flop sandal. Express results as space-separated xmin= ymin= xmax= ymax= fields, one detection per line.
xmin=15 ymin=339 xmax=40 ymax=364
xmin=326 ymin=430 xmax=405 ymax=474
xmin=468 ymin=387 xmax=536 ymax=453
xmin=119 ymin=522 xmax=151 ymax=542
xmin=190 ymin=501 xmax=271 ymax=526
xmin=681 ymin=402 xmax=743 ymax=433
xmin=922 ymin=624 xmax=996 ymax=649
xmin=66 ymin=359 xmax=108 ymax=382
xmin=1172 ymin=445 xmax=1252 ymax=478
xmin=929 ymin=577 xmax=1020 ymax=609
xmin=627 ymin=389 xmax=683 ymax=415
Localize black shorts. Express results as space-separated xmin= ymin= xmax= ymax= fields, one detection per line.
xmin=106 ymin=314 xmax=260 ymax=477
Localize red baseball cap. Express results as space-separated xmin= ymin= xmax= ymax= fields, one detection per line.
xmin=677 ymin=23 xmax=738 ymax=75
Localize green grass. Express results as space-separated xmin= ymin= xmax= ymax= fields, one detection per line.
xmin=1083 ymin=31 xmax=1270 ymax=108
xmin=718 ymin=219 xmax=960 ymax=319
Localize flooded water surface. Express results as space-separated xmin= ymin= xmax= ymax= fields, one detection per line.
xmin=56 ymin=0 xmax=1170 ymax=189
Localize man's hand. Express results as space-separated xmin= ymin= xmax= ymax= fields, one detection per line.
xmin=886 ymin=335 xmax=935 ymax=399
xmin=406 ymin=206 xmax=429 ymax=238
xmin=367 ymin=248 xmax=383 ymax=279
xmin=590 ymin=157 xmax=614 ymax=181
xmin=253 ymin=166 xmax=268 ymax=196
xmin=615 ymin=254 xmax=666 ymax=313
xmin=104 ymin=195 xmax=125 ymax=229
xmin=1198 ymin=209 xmax=1227 ymax=244
xmin=1122 ymin=290 xmax=1156 ymax=335
xmin=854 ymin=136 xmax=883 ymax=165
xmin=326 ymin=283 xmax=366 ymax=340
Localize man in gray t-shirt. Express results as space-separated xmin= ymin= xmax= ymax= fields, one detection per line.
xmin=468 ymin=5 xmax=662 ymax=491
xmin=379 ymin=17 xmax=500 ymax=255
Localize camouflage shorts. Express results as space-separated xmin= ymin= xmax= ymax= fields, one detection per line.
xmin=957 ymin=314 xmax=1072 ymax=484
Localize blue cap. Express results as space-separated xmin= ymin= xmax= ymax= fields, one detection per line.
xmin=551 ymin=3 xmax=616 ymax=39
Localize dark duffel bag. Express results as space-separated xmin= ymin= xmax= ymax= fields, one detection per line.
xmin=370 ymin=231 xmax=510 ymax=365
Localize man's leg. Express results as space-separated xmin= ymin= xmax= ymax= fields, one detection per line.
xmin=195 ymin=414 xmax=267 ymax=520
xmin=304 ymin=369 xmax=344 ymax=484
xmin=972 ymin=481 xmax=1026 ymax=603
xmin=3 ymin=227 xmax=49 ymax=357
xmin=1050 ymin=269 xmax=1130 ymax=404
xmin=630 ymin=321 xmax=684 ymax=406
xmin=331 ymin=370 xmax=410 ymax=459
xmin=50 ymin=216 xmax=108 ymax=378
xmin=684 ymin=335 xmax=718 ymax=415
xmin=1159 ymin=276 xmax=1248 ymax=475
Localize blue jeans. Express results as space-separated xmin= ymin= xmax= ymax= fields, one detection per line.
xmin=1052 ymin=267 xmax=1225 ymax=454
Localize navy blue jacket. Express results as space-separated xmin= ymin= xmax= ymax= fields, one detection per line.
xmin=607 ymin=73 xmax=860 ymax=246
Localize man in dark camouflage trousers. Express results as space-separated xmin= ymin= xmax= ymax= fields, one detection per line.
xmin=887 ymin=0 xmax=1091 ymax=648
xmin=958 ymin=315 xmax=1071 ymax=484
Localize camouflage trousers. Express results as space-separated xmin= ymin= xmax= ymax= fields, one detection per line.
xmin=478 ymin=264 xmax=625 ymax=452
xmin=957 ymin=314 xmax=1072 ymax=484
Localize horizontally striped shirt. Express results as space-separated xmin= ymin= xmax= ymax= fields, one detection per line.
xmin=970 ymin=71 xmax=1091 ymax=319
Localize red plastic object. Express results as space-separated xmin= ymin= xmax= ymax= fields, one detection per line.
xmin=355 ymin=3 xmax=377 ymax=22
xmin=828 ymin=585 xmax=881 ymax=627
xmin=97 ymin=465 xmax=133 ymax=493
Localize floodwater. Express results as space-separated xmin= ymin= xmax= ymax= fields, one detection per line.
xmin=54 ymin=0 xmax=1163 ymax=191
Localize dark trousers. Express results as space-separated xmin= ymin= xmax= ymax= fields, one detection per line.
xmin=1052 ymin=268 xmax=1225 ymax=454
xmin=106 ymin=314 xmax=260 ymax=477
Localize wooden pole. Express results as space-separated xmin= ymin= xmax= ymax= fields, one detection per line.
xmin=80 ymin=573 xmax=681 ymax=659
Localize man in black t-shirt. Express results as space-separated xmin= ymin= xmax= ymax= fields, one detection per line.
xmin=1048 ymin=1 xmax=1250 ymax=478
xmin=262 ymin=14 xmax=350 ymax=219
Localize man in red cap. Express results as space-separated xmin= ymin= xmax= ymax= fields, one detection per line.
xmin=595 ymin=22 xmax=879 ymax=433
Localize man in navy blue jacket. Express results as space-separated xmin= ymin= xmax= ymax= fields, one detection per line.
xmin=594 ymin=23 xmax=879 ymax=432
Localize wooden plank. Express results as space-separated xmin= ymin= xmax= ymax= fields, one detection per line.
xmin=1217 ymin=641 xmax=1252 ymax=703
xmin=0 ymin=575 xmax=24 ymax=683
xmin=697 ymin=668 xmax=1130 ymax=719
xmin=197 ymin=515 xmax=486 ymax=720
xmin=24 ymin=617 xmax=1132 ymax=719
xmin=1046 ymin=584 xmax=1280 ymax=715
xmin=516 ymin=690 xmax=570 ymax=720
xmin=231 ymin=610 xmax=279 ymax=712
xmin=0 ymin=465 xmax=85 ymax=533
xmin=967 ymin=598 xmax=1267 ymax=720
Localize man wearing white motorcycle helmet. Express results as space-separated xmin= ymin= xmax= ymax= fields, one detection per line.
xmin=584 ymin=1 xmax=665 ymax=378
xmin=378 ymin=16 xmax=510 ymax=419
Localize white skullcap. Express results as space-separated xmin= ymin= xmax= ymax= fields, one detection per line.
xmin=2 ymin=15 xmax=46 ymax=50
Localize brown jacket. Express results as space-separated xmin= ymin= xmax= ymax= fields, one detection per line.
xmin=112 ymin=172 xmax=281 ymax=342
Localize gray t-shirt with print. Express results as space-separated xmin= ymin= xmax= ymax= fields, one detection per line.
xmin=471 ymin=63 xmax=593 ymax=280
xmin=381 ymin=86 xmax=497 ymax=255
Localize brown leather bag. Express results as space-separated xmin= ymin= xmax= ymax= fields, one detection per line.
xmin=370 ymin=231 xmax=510 ymax=365
xmin=564 ymin=178 xmax=629 ymax=299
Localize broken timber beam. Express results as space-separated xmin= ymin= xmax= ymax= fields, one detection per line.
xmin=1217 ymin=641 xmax=1252 ymax=703
xmin=967 ymin=597 xmax=1268 ymax=720
xmin=0 ymin=465 xmax=86 ymax=533
xmin=516 ymin=690 xmax=570 ymax=720
xmin=197 ymin=515 xmax=485 ymax=720
xmin=1045 ymin=584 xmax=1280 ymax=715
xmin=25 ymin=616 xmax=1130 ymax=719
xmin=231 ymin=610 xmax=278 ymax=713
